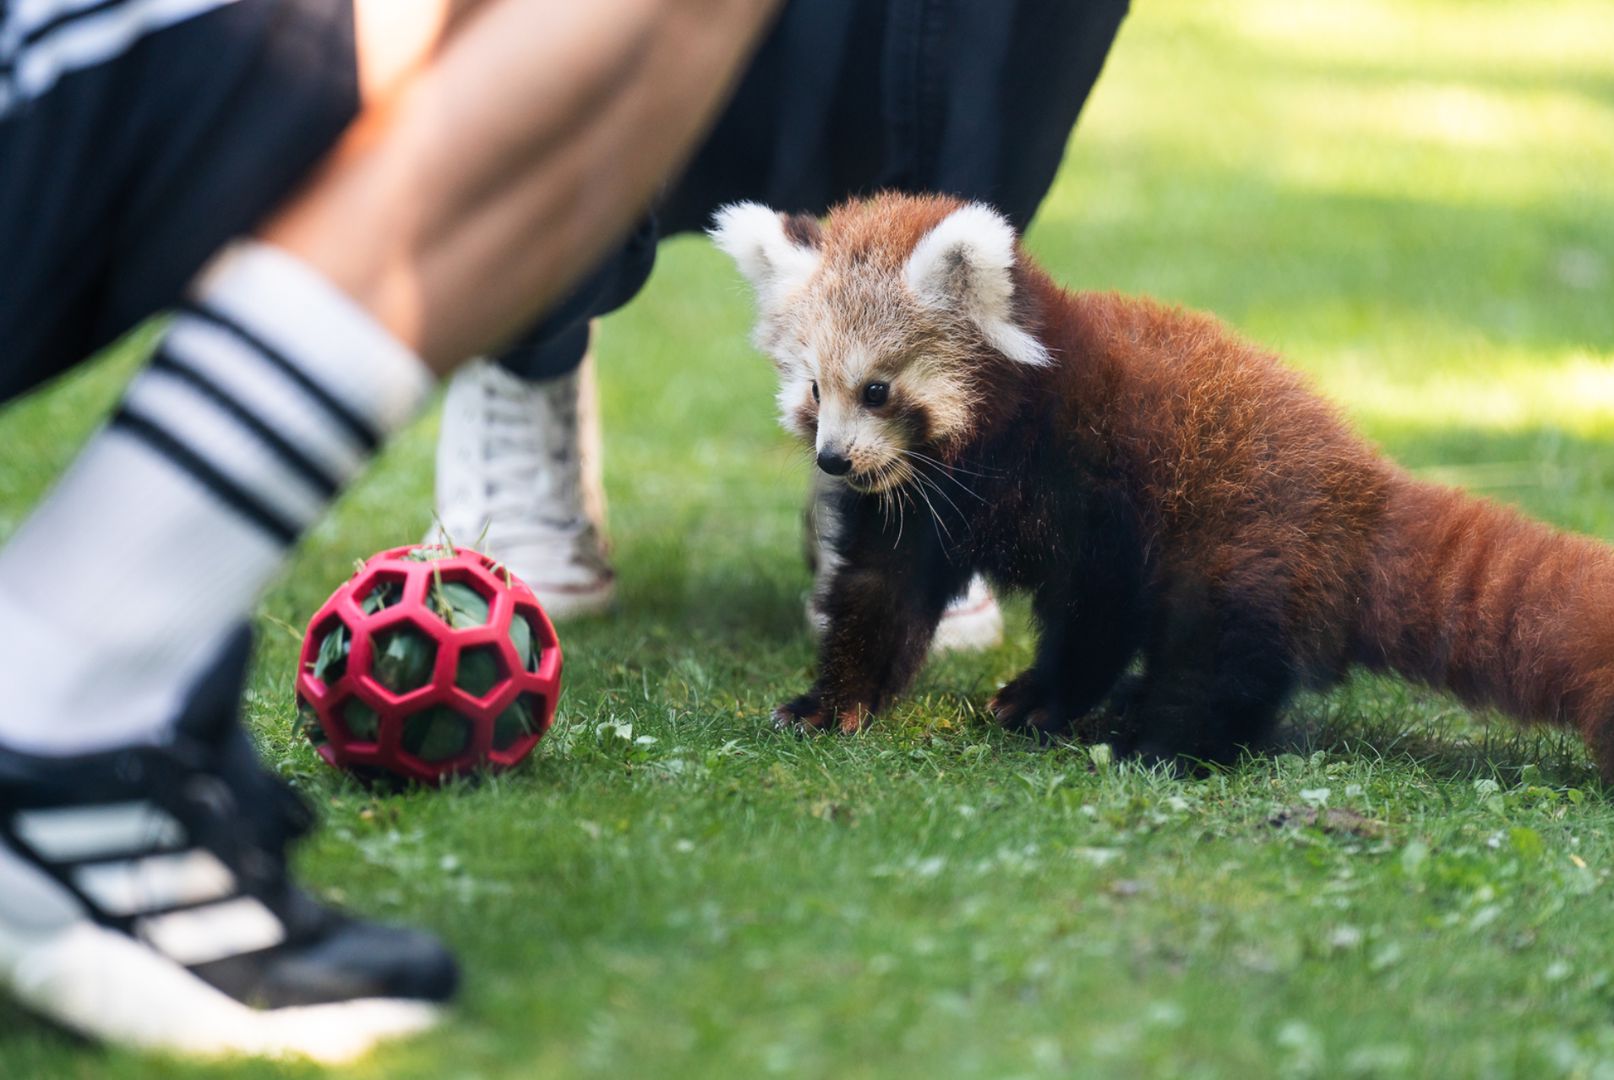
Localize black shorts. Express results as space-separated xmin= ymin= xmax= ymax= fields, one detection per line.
xmin=0 ymin=0 xmax=358 ymax=406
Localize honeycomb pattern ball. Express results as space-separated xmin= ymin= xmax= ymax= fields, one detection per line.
xmin=296 ymin=545 xmax=563 ymax=785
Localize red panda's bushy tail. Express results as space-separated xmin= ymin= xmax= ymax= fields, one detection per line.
xmin=1356 ymin=475 xmax=1614 ymax=774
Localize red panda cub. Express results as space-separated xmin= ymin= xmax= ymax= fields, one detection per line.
xmin=710 ymin=192 xmax=1614 ymax=774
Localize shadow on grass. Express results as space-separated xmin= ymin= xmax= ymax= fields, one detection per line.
xmin=605 ymin=535 xmax=811 ymax=650
xmin=1276 ymin=690 xmax=1604 ymax=792
xmin=894 ymin=664 xmax=1610 ymax=795
xmin=0 ymin=999 xmax=102 ymax=1070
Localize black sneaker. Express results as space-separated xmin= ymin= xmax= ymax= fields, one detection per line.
xmin=0 ymin=629 xmax=457 ymax=1061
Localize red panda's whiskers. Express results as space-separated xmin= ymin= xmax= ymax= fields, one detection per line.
xmin=916 ymin=474 xmax=961 ymax=539
xmin=905 ymin=460 xmax=968 ymax=523
xmin=896 ymin=449 xmax=982 ymax=514
xmin=877 ymin=460 xmax=909 ymax=548
xmin=894 ymin=459 xmax=952 ymax=546
xmin=901 ymin=448 xmax=1002 ymax=484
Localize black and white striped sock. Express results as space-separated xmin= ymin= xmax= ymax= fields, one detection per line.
xmin=0 ymin=241 xmax=434 ymax=755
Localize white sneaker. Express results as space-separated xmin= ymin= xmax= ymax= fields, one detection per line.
xmin=0 ymin=637 xmax=455 ymax=1062
xmin=930 ymin=575 xmax=1005 ymax=653
xmin=429 ymin=347 xmax=615 ymax=619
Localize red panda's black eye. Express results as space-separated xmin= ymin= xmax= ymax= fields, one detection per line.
xmin=811 ymin=381 xmax=820 ymax=402
xmin=862 ymin=382 xmax=889 ymax=407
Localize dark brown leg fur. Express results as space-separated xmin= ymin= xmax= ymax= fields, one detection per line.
xmin=990 ymin=578 xmax=1140 ymax=743
xmin=775 ymin=485 xmax=969 ymax=734
xmin=1130 ymin=575 xmax=1298 ymax=768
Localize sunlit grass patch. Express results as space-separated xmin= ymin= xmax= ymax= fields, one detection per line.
xmin=1334 ymin=350 xmax=1614 ymax=437
xmin=1223 ymin=0 xmax=1614 ymax=79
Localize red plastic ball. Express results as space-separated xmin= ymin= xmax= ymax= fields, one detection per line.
xmin=295 ymin=545 xmax=563 ymax=785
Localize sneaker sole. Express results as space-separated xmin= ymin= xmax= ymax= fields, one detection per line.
xmin=529 ymin=577 xmax=616 ymax=620
xmin=420 ymin=530 xmax=616 ymax=621
xmin=0 ymin=849 xmax=439 ymax=1063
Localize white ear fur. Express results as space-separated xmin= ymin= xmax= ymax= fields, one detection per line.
xmin=708 ymin=202 xmax=821 ymax=306
xmin=903 ymin=204 xmax=1051 ymax=367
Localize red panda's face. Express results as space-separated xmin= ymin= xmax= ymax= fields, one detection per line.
xmin=768 ymin=309 xmax=976 ymax=495
xmin=711 ymin=195 xmax=1050 ymax=495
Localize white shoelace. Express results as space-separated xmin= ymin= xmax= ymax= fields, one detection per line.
xmin=477 ymin=375 xmax=590 ymax=542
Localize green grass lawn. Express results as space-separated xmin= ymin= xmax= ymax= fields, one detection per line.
xmin=5 ymin=1 xmax=1614 ymax=1075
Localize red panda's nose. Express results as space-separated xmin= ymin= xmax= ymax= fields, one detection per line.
xmin=816 ymin=450 xmax=853 ymax=476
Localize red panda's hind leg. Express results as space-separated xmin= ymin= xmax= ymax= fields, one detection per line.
xmin=1131 ymin=580 xmax=1298 ymax=770
xmin=990 ymin=582 xmax=1141 ymax=744
xmin=989 ymin=670 xmax=1065 ymax=740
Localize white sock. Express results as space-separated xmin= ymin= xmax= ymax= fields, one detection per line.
xmin=0 ymin=241 xmax=434 ymax=756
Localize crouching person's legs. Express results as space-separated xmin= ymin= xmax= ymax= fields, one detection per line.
xmin=0 ymin=0 xmax=777 ymax=1060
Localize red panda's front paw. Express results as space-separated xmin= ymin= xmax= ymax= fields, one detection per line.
xmin=773 ymin=693 xmax=871 ymax=735
xmin=989 ymin=670 xmax=1070 ymax=741
xmin=773 ymin=692 xmax=831 ymax=734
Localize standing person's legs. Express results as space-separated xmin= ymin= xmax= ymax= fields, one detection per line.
xmin=427 ymin=226 xmax=657 ymax=615
xmin=432 ymin=0 xmax=1130 ymax=646
xmin=431 ymin=339 xmax=618 ymax=617
xmin=0 ymin=0 xmax=778 ymax=1060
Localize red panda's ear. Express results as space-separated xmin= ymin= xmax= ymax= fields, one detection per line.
xmin=708 ymin=202 xmax=822 ymax=307
xmin=904 ymin=204 xmax=1051 ymax=367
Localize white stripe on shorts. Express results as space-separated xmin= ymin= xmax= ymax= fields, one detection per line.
xmin=2 ymin=0 xmax=240 ymax=117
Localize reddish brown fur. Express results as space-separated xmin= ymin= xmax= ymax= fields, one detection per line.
xmin=1035 ymin=276 xmax=1614 ymax=764
xmin=745 ymin=193 xmax=1614 ymax=775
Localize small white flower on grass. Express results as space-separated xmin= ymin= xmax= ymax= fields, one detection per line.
xmin=1344 ymin=1045 xmax=1413 ymax=1073
xmin=1275 ymin=1019 xmax=1324 ymax=1071
xmin=1327 ymin=924 xmax=1364 ymax=950
xmin=1144 ymin=1001 xmax=1185 ymax=1029
xmin=1029 ymin=1036 xmax=1063 ymax=1069
xmin=1299 ymin=787 xmax=1330 ymax=807
xmin=1369 ymin=942 xmax=1403 ymax=972
xmin=1072 ymin=847 xmax=1123 ymax=867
